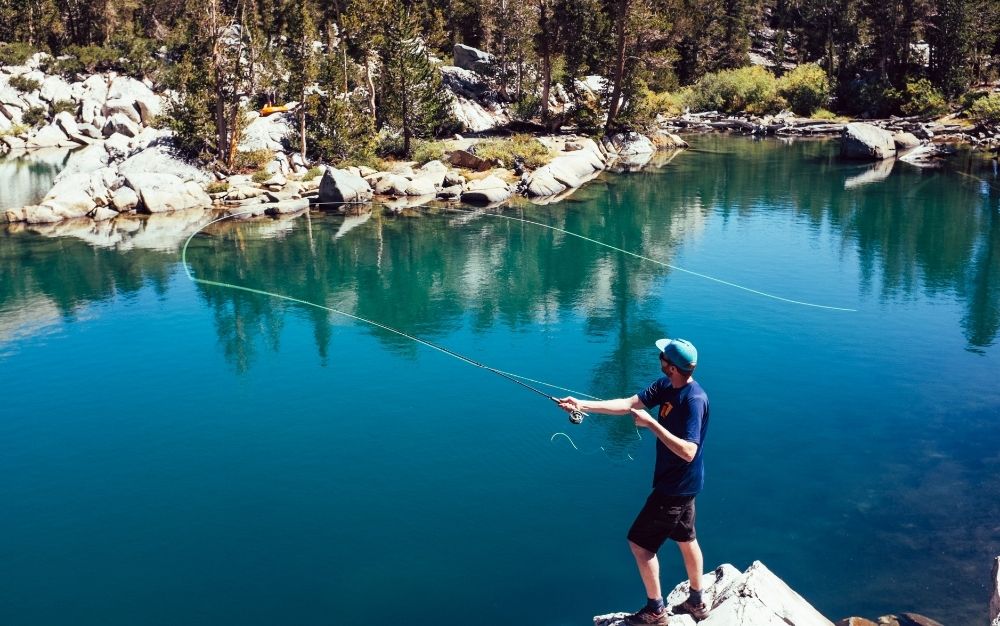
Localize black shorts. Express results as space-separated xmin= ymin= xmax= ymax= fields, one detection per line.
xmin=627 ymin=491 xmax=696 ymax=552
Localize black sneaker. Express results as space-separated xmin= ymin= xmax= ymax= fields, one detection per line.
xmin=623 ymin=605 xmax=669 ymax=625
xmin=679 ymin=598 xmax=709 ymax=621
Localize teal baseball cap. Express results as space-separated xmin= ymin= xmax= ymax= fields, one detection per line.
xmin=655 ymin=338 xmax=698 ymax=371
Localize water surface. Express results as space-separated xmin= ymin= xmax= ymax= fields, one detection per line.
xmin=2 ymin=136 xmax=998 ymax=625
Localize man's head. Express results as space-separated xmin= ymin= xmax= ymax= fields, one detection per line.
xmin=656 ymin=338 xmax=697 ymax=383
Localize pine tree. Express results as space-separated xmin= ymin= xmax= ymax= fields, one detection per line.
xmin=927 ymin=0 xmax=971 ymax=97
xmin=375 ymin=0 xmax=452 ymax=156
xmin=284 ymin=0 xmax=321 ymax=159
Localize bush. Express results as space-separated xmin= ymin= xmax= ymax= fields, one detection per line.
xmin=251 ymin=170 xmax=272 ymax=183
xmin=50 ymin=45 xmax=120 ymax=77
xmin=51 ymin=100 xmax=76 ymax=115
xmin=899 ymin=79 xmax=948 ymax=116
xmin=685 ymin=66 xmax=783 ymax=115
xmin=411 ymin=140 xmax=446 ymax=165
xmin=777 ymin=64 xmax=830 ymax=116
xmin=513 ymin=94 xmax=541 ymax=120
xmin=231 ymin=149 xmax=274 ymax=173
xmin=969 ymin=93 xmax=1000 ymax=126
xmin=473 ymin=134 xmax=552 ymax=169
xmin=811 ymin=108 xmax=839 ymax=120
xmin=303 ymin=166 xmax=324 ymax=181
xmin=22 ymin=106 xmax=46 ymax=127
xmin=206 ymin=181 xmax=230 ymax=194
xmin=9 ymin=75 xmax=41 ymax=93
xmin=0 ymin=42 xmax=34 ymax=66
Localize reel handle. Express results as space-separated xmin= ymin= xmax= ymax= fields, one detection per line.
xmin=569 ymin=410 xmax=586 ymax=425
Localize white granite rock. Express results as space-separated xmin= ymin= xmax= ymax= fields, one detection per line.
xmin=404 ymin=176 xmax=437 ymax=196
xmin=460 ymin=174 xmax=512 ymax=205
xmin=107 ymin=76 xmax=161 ymax=124
xmin=103 ymin=112 xmax=139 ymax=138
xmin=103 ymin=97 xmax=142 ymax=124
xmin=39 ymin=75 xmax=73 ymax=103
xmin=841 ymin=123 xmax=896 ymax=160
xmin=26 ymin=123 xmax=73 ymax=148
xmin=124 ymin=172 xmax=211 ymax=213
xmin=318 ymin=167 xmax=373 ymax=205
xmin=239 ymin=111 xmax=294 ymax=152
xmin=117 ymin=144 xmax=211 ymax=183
xmin=525 ymin=167 xmax=567 ymax=197
xmin=111 ymin=186 xmax=140 ymax=212
xmin=374 ymin=173 xmax=410 ymax=196
xmin=595 ymin=562 xmax=833 ymax=626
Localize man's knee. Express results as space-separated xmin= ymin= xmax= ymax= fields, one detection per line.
xmin=629 ymin=539 xmax=655 ymax=560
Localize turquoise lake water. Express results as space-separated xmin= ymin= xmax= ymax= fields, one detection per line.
xmin=2 ymin=136 xmax=999 ymax=625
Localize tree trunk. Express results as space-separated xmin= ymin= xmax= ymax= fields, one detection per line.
xmin=539 ymin=0 xmax=551 ymax=121
xmin=605 ymin=0 xmax=630 ymax=134
xmin=365 ymin=53 xmax=377 ymax=121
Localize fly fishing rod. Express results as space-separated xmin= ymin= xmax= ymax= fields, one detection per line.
xmin=181 ymin=209 xmax=592 ymax=424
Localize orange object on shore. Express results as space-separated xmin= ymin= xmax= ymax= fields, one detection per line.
xmin=260 ymin=103 xmax=293 ymax=116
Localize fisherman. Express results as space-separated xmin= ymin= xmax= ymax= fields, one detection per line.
xmin=558 ymin=338 xmax=710 ymax=624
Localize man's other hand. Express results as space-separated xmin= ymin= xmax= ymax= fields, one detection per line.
xmin=630 ymin=408 xmax=656 ymax=429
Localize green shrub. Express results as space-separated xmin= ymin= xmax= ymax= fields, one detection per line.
xmin=513 ymin=94 xmax=541 ymax=120
xmin=777 ymin=64 xmax=830 ymax=116
xmin=9 ymin=75 xmax=41 ymax=93
xmin=811 ymin=108 xmax=838 ymax=120
xmin=22 ymin=106 xmax=46 ymax=128
xmin=899 ymin=79 xmax=948 ymax=116
xmin=473 ymin=134 xmax=552 ymax=169
xmin=53 ymin=45 xmax=119 ymax=76
xmin=205 ymin=181 xmax=230 ymax=194
xmin=685 ymin=66 xmax=783 ymax=115
xmin=969 ymin=93 xmax=1000 ymax=126
xmin=231 ymin=149 xmax=274 ymax=173
xmin=411 ymin=140 xmax=446 ymax=165
xmin=51 ymin=99 xmax=76 ymax=115
xmin=303 ymin=166 xmax=324 ymax=181
xmin=0 ymin=42 xmax=34 ymax=66
xmin=251 ymin=170 xmax=272 ymax=183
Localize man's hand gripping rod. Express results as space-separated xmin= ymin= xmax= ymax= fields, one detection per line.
xmin=551 ymin=397 xmax=588 ymax=424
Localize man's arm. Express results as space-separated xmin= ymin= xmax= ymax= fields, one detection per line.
xmin=557 ymin=395 xmax=646 ymax=416
xmin=630 ymin=408 xmax=699 ymax=463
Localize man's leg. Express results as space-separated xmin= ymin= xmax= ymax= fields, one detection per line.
xmin=629 ymin=540 xmax=662 ymax=600
xmin=676 ymin=539 xmax=704 ymax=594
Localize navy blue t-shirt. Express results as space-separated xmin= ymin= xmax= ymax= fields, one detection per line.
xmin=636 ymin=378 xmax=710 ymax=496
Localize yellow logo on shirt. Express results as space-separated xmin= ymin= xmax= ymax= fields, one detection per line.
xmin=659 ymin=402 xmax=674 ymax=418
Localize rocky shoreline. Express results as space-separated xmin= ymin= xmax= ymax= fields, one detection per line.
xmin=3 ymin=44 xmax=996 ymax=228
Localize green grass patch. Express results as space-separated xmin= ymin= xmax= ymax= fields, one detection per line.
xmin=251 ymin=170 xmax=272 ymax=184
xmin=303 ymin=166 xmax=324 ymax=181
xmin=411 ymin=140 xmax=446 ymax=165
xmin=206 ymin=181 xmax=230 ymax=194
xmin=473 ymin=134 xmax=552 ymax=169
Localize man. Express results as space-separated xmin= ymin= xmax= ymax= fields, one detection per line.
xmin=558 ymin=338 xmax=710 ymax=624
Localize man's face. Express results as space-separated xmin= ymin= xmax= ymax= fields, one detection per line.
xmin=659 ymin=351 xmax=676 ymax=377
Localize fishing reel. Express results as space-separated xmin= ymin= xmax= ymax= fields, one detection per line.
xmin=568 ymin=409 xmax=586 ymax=425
